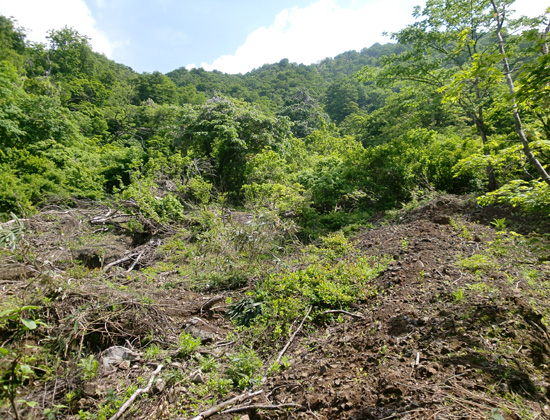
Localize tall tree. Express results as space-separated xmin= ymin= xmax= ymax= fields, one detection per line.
xmin=490 ymin=0 xmax=550 ymax=186
xmin=360 ymin=0 xmax=507 ymax=189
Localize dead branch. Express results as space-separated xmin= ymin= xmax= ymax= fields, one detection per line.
xmin=108 ymin=363 xmax=163 ymax=420
xmin=321 ymin=309 xmax=364 ymax=319
xmin=274 ymin=305 xmax=312 ymax=366
xmin=221 ymin=402 xmax=304 ymax=415
xmin=126 ymin=249 xmax=145 ymax=272
xmin=188 ymin=389 xmax=264 ymax=420
xmin=103 ymin=252 xmax=139 ymax=271
xmin=200 ymin=296 xmax=224 ymax=314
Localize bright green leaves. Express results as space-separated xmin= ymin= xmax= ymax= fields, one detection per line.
xmin=243 ymin=233 xmax=388 ymax=341
xmin=178 ymin=97 xmax=291 ymax=196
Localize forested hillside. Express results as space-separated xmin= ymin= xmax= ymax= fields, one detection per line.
xmin=2 ymin=1 xmax=550 ymax=419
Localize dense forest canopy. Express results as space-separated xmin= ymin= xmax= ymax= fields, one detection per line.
xmin=0 ymin=0 xmax=549 ymax=230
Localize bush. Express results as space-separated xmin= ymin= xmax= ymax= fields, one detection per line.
xmin=225 ymin=348 xmax=263 ymax=389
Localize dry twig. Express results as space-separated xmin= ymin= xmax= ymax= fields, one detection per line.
xmin=108 ymin=363 xmax=163 ymax=420
xmin=321 ymin=309 xmax=364 ymax=319
xmin=188 ymin=390 xmax=264 ymax=420
xmin=221 ymin=402 xmax=304 ymax=415
xmin=274 ymin=305 xmax=312 ymax=366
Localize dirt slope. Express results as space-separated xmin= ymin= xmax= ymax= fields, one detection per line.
xmin=1 ymin=196 xmax=550 ymax=420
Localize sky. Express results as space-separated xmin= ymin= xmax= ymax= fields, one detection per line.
xmin=0 ymin=0 xmax=548 ymax=75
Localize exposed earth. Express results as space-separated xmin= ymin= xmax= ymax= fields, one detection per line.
xmin=2 ymin=195 xmax=550 ymax=420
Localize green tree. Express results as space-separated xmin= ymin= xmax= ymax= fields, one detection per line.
xmin=324 ymin=77 xmax=363 ymax=124
xmin=360 ymin=0 xmax=508 ymax=189
xmin=133 ymin=71 xmax=179 ymax=105
xmin=177 ymin=97 xmax=292 ymax=195
xmin=277 ymin=89 xmax=327 ymax=138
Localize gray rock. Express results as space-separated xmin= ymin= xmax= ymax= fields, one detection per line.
xmin=101 ymin=346 xmax=139 ymax=371
xmin=184 ymin=317 xmax=221 ymax=343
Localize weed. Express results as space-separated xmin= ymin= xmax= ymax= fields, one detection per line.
xmin=225 ymin=347 xmax=263 ymax=389
xmin=143 ymin=343 xmax=161 ymax=360
xmin=196 ymin=354 xmax=220 ymax=373
xmin=453 ymin=288 xmax=465 ymax=302
xmin=458 ymin=253 xmax=497 ymax=274
xmin=491 ymin=218 xmax=507 ymax=231
xmin=449 ymin=218 xmax=473 ymax=240
xmin=267 ymin=357 xmax=289 ymax=376
xmin=77 ymin=355 xmax=99 ymax=381
xmin=467 ymin=282 xmax=497 ymax=294
xmin=178 ymin=332 xmax=201 ymax=358
xmin=0 ymin=214 xmax=25 ymax=250
xmin=205 ymin=373 xmax=232 ymax=396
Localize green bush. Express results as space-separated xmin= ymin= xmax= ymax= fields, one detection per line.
xmin=225 ymin=348 xmax=263 ymax=389
xmin=177 ymin=332 xmax=201 ymax=358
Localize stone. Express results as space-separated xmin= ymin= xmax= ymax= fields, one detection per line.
xmin=119 ymin=360 xmax=131 ymax=370
xmin=101 ymin=346 xmax=139 ymax=371
xmin=184 ymin=317 xmax=221 ymax=343
xmin=154 ymin=378 xmax=166 ymax=393
xmin=191 ymin=370 xmax=204 ymax=384
xmin=82 ymin=382 xmax=103 ymax=398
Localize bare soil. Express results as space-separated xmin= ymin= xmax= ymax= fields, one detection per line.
xmin=2 ymin=195 xmax=550 ymax=420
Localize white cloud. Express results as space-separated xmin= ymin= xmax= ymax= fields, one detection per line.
xmin=0 ymin=0 xmax=113 ymax=57
xmin=198 ymin=0 xmax=548 ymax=75
xmin=198 ymin=0 xmax=423 ymax=74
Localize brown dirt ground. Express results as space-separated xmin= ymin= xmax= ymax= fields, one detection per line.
xmin=2 ymin=195 xmax=550 ymax=420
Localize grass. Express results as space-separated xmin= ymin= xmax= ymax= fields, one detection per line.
xmin=458 ymin=253 xmax=498 ymax=274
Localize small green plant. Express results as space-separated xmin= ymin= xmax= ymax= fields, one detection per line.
xmin=205 ymin=373 xmax=232 ymax=396
xmin=178 ymin=332 xmax=201 ymax=358
xmin=0 ymin=304 xmax=42 ymax=420
xmin=225 ymin=348 xmax=263 ymax=389
xmin=143 ymin=343 xmax=161 ymax=360
xmin=453 ymin=288 xmax=465 ymax=303
xmin=196 ymin=354 xmax=220 ymax=373
xmin=491 ymin=218 xmax=507 ymax=231
xmin=400 ymin=237 xmax=409 ymax=251
xmin=267 ymin=356 xmax=289 ymax=376
xmin=43 ymin=404 xmax=68 ymax=420
xmin=458 ymin=253 xmax=497 ymax=274
xmin=449 ymin=217 xmax=473 ymax=240
xmin=0 ymin=214 xmax=25 ymax=250
xmin=227 ymin=297 xmax=263 ymax=327
xmin=77 ymin=355 xmax=99 ymax=381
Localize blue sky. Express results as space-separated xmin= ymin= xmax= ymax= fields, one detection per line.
xmin=0 ymin=0 xmax=547 ymax=74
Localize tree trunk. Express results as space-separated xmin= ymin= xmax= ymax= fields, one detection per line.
xmin=472 ymin=106 xmax=498 ymax=191
xmin=491 ymin=0 xmax=550 ymax=187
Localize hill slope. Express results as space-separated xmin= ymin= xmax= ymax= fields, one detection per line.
xmin=1 ymin=195 xmax=550 ymax=419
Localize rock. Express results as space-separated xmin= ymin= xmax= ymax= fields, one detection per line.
xmin=82 ymin=382 xmax=103 ymax=398
xmin=154 ymin=378 xmax=166 ymax=393
xmin=239 ymin=416 xmax=250 ymax=420
xmin=119 ymin=360 xmax=131 ymax=370
xmin=413 ymin=259 xmax=425 ymax=271
xmin=184 ymin=317 xmax=222 ymax=343
xmin=101 ymin=346 xmax=139 ymax=371
xmin=191 ymin=370 xmax=204 ymax=384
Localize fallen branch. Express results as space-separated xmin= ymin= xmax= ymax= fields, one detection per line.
xmin=108 ymin=364 xmax=163 ymax=420
xmin=221 ymin=402 xmax=304 ymax=415
xmin=103 ymin=252 xmax=138 ymax=271
xmin=200 ymin=296 xmax=224 ymax=314
xmin=126 ymin=249 xmax=145 ymax=272
xmin=321 ymin=309 xmax=364 ymax=319
xmin=275 ymin=306 xmax=312 ymax=366
xmin=189 ymin=390 xmax=264 ymax=420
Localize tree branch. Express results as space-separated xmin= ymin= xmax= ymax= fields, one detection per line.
xmin=108 ymin=364 xmax=163 ymax=420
